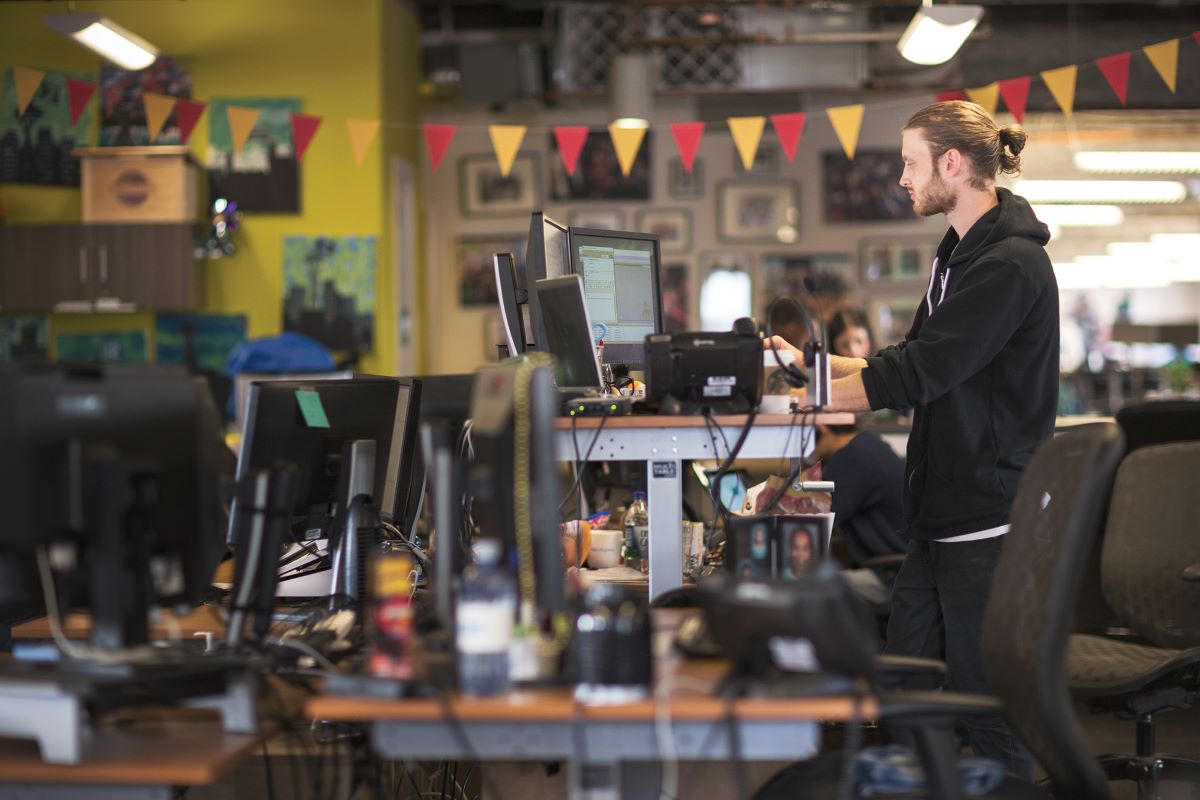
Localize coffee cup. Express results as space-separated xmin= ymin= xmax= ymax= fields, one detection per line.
xmin=588 ymin=529 xmax=622 ymax=569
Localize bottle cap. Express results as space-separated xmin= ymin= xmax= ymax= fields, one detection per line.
xmin=472 ymin=538 xmax=503 ymax=566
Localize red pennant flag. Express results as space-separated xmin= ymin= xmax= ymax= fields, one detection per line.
xmin=769 ymin=112 xmax=807 ymax=163
xmin=65 ymin=78 xmax=96 ymax=127
xmin=421 ymin=123 xmax=456 ymax=172
xmin=289 ymin=113 xmax=322 ymax=162
xmin=551 ymin=126 xmax=588 ymax=176
xmin=1096 ymin=52 xmax=1131 ymax=106
xmin=998 ymin=76 xmax=1032 ymax=123
xmin=174 ymin=99 xmax=206 ymax=145
xmin=936 ymin=89 xmax=968 ymax=102
xmin=1193 ymin=31 xmax=1199 ymax=45
xmin=670 ymin=122 xmax=705 ymax=173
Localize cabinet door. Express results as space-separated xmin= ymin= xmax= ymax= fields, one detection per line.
xmin=91 ymin=224 xmax=197 ymax=310
xmin=0 ymin=225 xmax=92 ymax=311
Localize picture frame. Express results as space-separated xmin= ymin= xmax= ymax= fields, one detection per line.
xmin=456 ymin=234 xmax=528 ymax=306
xmin=550 ymin=130 xmax=651 ymax=201
xmin=759 ymin=253 xmax=854 ymax=324
xmin=731 ymin=132 xmax=781 ymax=173
xmin=634 ymin=208 xmax=692 ymax=254
xmin=568 ymin=208 xmax=624 ymax=231
xmin=458 ymin=154 xmax=541 ymax=218
xmin=823 ymin=150 xmax=915 ymax=223
xmin=859 ymin=236 xmax=937 ymax=287
xmin=717 ymin=179 xmax=800 ymax=244
xmin=668 ymin=157 xmax=704 ymax=200
xmin=660 ymin=261 xmax=691 ymax=333
xmin=867 ymin=292 xmax=921 ymax=349
xmin=698 ymin=250 xmax=753 ymax=331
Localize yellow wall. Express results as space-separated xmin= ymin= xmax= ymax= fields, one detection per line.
xmin=0 ymin=0 xmax=421 ymax=375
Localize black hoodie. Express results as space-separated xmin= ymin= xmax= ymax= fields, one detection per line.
xmin=860 ymin=188 xmax=1059 ymax=540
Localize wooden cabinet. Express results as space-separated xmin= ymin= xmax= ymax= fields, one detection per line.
xmin=0 ymin=223 xmax=199 ymax=312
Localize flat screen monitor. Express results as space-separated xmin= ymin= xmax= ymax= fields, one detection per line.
xmin=525 ymin=212 xmax=570 ymax=352
xmin=534 ymin=275 xmax=605 ymax=394
xmin=493 ymin=252 xmax=527 ymax=356
xmin=568 ymin=227 xmax=663 ymax=368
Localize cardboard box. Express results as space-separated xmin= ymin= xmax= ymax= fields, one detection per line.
xmin=77 ymin=146 xmax=199 ymax=223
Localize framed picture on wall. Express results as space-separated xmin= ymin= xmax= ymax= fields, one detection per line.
xmin=868 ymin=293 xmax=921 ymax=349
xmin=458 ymin=154 xmax=541 ymax=218
xmin=859 ymin=237 xmax=936 ymax=287
xmin=661 ymin=262 xmax=691 ymax=333
xmin=456 ymin=234 xmax=527 ymax=306
xmin=568 ymin=208 xmax=624 ymax=231
xmin=634 ymin=208 xmax=692 ymax=254
xmin=731 ymin=132 xmax=781 ymax=173
xmin=759 ymin=253 xmax=854 ymax=324
xmin=668 ymin=157 xmax=705 ymax=200
xmin=717 ymin=180 xmax=800 ymax=244
xmin=549 ymin=130 xmax=651 ymax=201
xmin=823 ymin=150 xmax=915 ymax=223
xmin=698 ymin=250 xmax=753 ymax=331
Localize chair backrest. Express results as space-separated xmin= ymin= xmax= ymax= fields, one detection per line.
xmin=1101 ymin=441 xmax=1200 ymax=649
xmin=1116 ymin=399 xmax=1200 ymax=454
xmin=982 ymin=424 xmax=1124 ymax=800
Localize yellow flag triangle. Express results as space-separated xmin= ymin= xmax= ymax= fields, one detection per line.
xmin=607 ymin=124 xmax=647 ymax=177
xmin=347 ymin=118 xmax=381 ymax=167
xmin=13 ymin=66 xmax=45 ymax=116
xmin=1040 ymin=65 xmax=1078 ymax=118
xmin=1143 ymin=40 xmax=1179 ymax=94
xmin=965 ymin=82 xmax=1000 ymax=116
xmin=488 ymin=125 xmax=526 ymax=176
xmin=728 ymin=116 xmax=766 ymax=171
xmin=827 ymin=104 xmax=865 ymax=160
xmin=143 ymin=93 xmax=176 ymax=144
xmin=226 ymin=105 xmax=260 ymax=153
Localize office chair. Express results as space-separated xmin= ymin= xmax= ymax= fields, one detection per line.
xmin=754 ymin=425 xmax=1126 ymax=800
xmin=1115 ymin=399 xmax=1200 ymax=454
xmin=1064 ymin=441 xmax=1200 ymax=797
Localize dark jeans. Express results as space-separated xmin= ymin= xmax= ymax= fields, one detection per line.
xmin=884 ymin=536 xmax=1035 ymax=781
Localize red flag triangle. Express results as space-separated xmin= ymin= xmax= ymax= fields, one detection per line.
xmin=65 ymin=78 xmax=95 ymax=127
xmin=174 ymin=99 xmax=206 ymax=145
xmin=1193 ymin=31 xmax=1199 ymax=45
xmin=936 ymin=89 xmax=967 ymax=103
xmin=552 ymin=126 xmax=588 ymax=176
xmin=770 ymin=112 xmax=807 ymax=163
xmin=421 ymin=123 xmax=456 ymax=172
xmin=998 ymin=76 xmax=1032 ymax=124
xmin=670 ymin=122 xmax=705 ymax=173
xmin=1096 ymin=52 xmax=1131 ymax=106
xmin=290 ymin=113 xmax=323 ymax=161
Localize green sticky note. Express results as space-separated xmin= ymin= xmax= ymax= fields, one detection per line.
xmin=295 ymin=389 xmax=330 ymax=428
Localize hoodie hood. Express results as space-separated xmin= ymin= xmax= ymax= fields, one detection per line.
xmin=939 ymin=187 xmax=1051 ymax=269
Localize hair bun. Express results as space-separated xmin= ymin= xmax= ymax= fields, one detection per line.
xmin=999 ymin=126 xmax=1027 ymax=156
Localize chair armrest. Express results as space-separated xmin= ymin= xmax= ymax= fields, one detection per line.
xmin=875 ymin=654 xmax=946 ymax=676
xmin=1183 ymin=563 xmax=1200 ymax=583
xmin=863 ymin=554 xmax=907 ymax=571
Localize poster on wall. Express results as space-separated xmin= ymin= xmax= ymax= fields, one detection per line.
xmin=0 ymin=67 xmax=95 ymax=186
xmin=155 ymin=313 xmax=248 ymax=371
xmin=549 ymin=130 xmax=651 ymax=201
xmin=208 ymin=97 xmax=300 ymax=213
xmin=282 ymin=235 xmax=376 ymax=353
xmin=823 ymin=151 xmax=915 ymax=223
xmin=55 ymin=331 xmax=149 ymax=364
xmin=456 ymin=234 xmax=527 ymax=306
xmin=0 ymin=315 xmax=49 ymax=362
xmin=99 ymin=56 xmax=192 ymax=146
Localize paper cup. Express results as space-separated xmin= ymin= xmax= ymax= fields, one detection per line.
xmin=588 ymin=529 xmax=622 ymax=569
xmin=760 ymin=394 xmax=793 ymax=414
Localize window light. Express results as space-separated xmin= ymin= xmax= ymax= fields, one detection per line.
xmin=1013 ymin=180 xmax=1187 ymax=204
xmin=1073 ymin=152 xmax=1200 ymax=174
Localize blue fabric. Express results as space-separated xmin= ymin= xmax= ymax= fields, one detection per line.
xmin=222 ymin=332 xmax=337 ymax=416
xmin=854 ymin=745 xmax=1005 ymax=796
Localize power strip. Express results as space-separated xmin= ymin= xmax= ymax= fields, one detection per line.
xmin=564 ymin=396 xmax=633 ymax=417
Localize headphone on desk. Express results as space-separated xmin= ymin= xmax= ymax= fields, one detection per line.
xmin=764 ymin=295 xmax=825 ymax=391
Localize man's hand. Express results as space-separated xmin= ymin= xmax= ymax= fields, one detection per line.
xmin=763 ymin=335 xmax=802 ymax=362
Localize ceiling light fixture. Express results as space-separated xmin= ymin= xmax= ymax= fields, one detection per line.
xmin=1031 ymin=204 xmax=1124 ymax=227
xmin=42 ymin=13 xmax=158 ymax=71
xmin=897 ymin=1 xmax=983 ymax=66
xmin=1074 ymin=151 xmax=1200 ymax=174
xmin=609 ymin=52 xmax=652 ymax=129
xmin=1013 ymin=179 xmax=1187 ymax=204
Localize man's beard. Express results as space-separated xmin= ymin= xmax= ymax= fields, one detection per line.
xmin=914 ymin=168 xmax=957 ymax=217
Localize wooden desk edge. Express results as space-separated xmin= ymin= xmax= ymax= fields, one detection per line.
xmin=556 ymin=412 xmax=855 ymax=429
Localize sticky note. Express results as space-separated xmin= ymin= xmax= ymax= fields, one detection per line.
xmin=295 ymin=389 xmax=330 ymax=428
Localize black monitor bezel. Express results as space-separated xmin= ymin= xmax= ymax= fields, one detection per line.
xmin=526 ymin=212 xmax=570 ymax=354
xmin=493 ymin=252 xmax=527 ymax=356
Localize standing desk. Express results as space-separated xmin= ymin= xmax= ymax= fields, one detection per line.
xmin=554 ymin=412 xmax=853 ymax=600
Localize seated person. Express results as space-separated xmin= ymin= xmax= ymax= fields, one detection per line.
xmin=827 ymin=305 xmax=874 ymax=359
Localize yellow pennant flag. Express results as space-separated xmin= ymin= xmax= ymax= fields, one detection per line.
xmin=827 ymin=104 xmax=865 ymax=160
xmin=13 ymin=66 xmax=45 ymax=115
xmin=488 ymin=125 xmax=526 ymax=176
xmin=727 ymin=116 xmax=766 ymax=171
xmin=1143 ymin=40 xmax=1179 ymax=94
xmin=1040 ymin=65 xmax=1078 ymax=118
xmin=607 ymin=124 xmax=646 ymax=177
xmin=226 ymin=105 xmax=260 ymax=154
xmin=143 ymin=93 xmax=176 ymax=143
xmin=347 ymin=118 xmax=381 ymax=167
xmin=965 ymin=82 xmax=1000 ymax=116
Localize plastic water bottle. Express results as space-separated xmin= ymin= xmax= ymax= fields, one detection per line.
xmin=623 ymin=491 xmax=650 ymax=574
xmin=456 ymin=538 xmax=516 ymax=696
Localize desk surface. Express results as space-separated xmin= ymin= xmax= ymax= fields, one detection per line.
xmin=0 ymin=711 xmax=266 ymax=786
xmin=555 ymin=412 xmax=855 ymax=430
xmin=11 ymin=603 xmax=227 ymax=642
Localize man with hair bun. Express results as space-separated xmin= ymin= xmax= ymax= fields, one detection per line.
xmin=765 ymin=100 xmax=1057 ymax=778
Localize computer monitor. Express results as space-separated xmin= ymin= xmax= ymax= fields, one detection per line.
xmin=0 ymin=363 xmax=225 ymax=648
xmin=525 ymin=212 xmax=571 ymax=351
xmin=493 ymin=252 xmax=528 ymax=356
xmin=568 ymin=227 xmax=664 ymax=368
xmin=534 ymin=275 xmax=605 ymax=394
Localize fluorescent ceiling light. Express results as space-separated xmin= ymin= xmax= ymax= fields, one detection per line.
xmin=42 ymin=13 xmax=158 ymax=71
xmin=1074 ymin=151 xmax=1200 ymax=174
xmin=897 ymin=3 xmax=983 ymax=66
xmin=1013 ymin=179 xmax=1187 ymax=204
xmin=1031 ymin=204 xmax=1124 ymax=227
